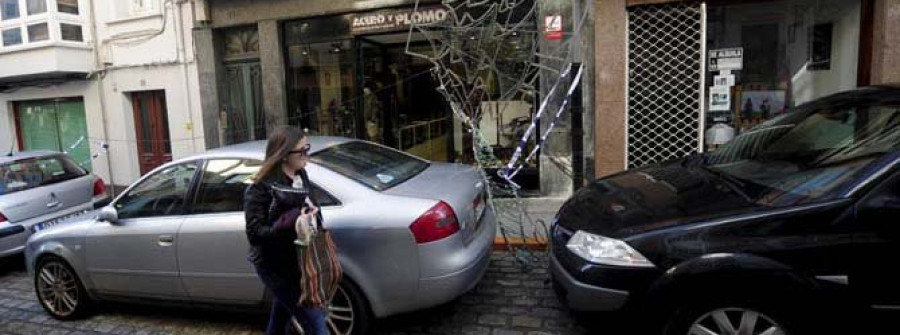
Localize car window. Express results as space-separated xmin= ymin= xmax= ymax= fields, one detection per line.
xmin=193 ymin=159 xmax=259 ymax=214
xmin=707 ymin=103 xmax=900 ymax=205
xmin=310 ymin=141 xmax=429 ymax=191
xmin=0 ymin=155 xmax=86 ymax=195
xmin=310 ymin=183 xmax=340 ymax=207
xmin=115 ymin=162 xmax=199 ymax=219
xmin=192 ymin=159 xmax=341 ymax=214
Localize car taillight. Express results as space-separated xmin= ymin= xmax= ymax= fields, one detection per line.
xmin=93 ymin=177 xmax=107 ymax=197
xmin=410 ymin=201 xmax=460 ymax=244
xmin=0 ymin=212 xmax=7 ymax=223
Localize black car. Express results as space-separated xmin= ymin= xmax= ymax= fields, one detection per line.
xmin=550 ymin=86 xmax=900 ymax=335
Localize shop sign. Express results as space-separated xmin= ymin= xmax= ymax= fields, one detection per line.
xmin=709 ymin=48 xmax=743 ymax=71
xmin=350 ymin=6 xmax=449 ymax=35
xmin=544 ymin=15 xmax=563 ymax=40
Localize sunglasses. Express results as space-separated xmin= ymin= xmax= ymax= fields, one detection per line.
xmin=288 ymin=144 xmax=312 ymax=157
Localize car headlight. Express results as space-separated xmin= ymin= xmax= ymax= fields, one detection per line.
xmin=566 ymin=230 xmax=655 ymax=268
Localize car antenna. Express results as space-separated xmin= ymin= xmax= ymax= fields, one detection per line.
xmin=6 ymin=139 xmax=12 ymax=156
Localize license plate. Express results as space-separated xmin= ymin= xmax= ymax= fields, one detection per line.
xmin=32 ymin=210 xmax=89 ymax=233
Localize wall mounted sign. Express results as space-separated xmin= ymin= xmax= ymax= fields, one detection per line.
xmin=350 ymin=6 xmax=449 ymax=35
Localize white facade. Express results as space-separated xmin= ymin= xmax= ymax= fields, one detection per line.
xmin=0 ymin=0 xmax=205 ymax=187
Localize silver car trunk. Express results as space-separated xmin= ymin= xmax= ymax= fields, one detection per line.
xmin=0 ymin=174 xmax=93 ymax=223
xmin=383 ymin=162 xmax=486 ymax=242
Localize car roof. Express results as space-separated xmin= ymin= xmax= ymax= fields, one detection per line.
xmin=188 ymin=136 xmax=355 ymax=162
xmin=0 ymin=151 xmax=62 ymax=165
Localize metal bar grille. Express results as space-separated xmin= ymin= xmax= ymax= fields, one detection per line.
xmin=626 ymin=2 xmax=704 ymax=168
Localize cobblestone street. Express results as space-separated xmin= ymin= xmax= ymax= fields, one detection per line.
xmin=0 ymin=252 xmax=604 ymax=335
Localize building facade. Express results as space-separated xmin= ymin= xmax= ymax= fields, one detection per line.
xmin=0 ymin=0 xmax=205 ymax=189
xmin=594 ymin=0 xmax=900 ymax=178
xmin=195 ymin=0 xmax=596 ymax=198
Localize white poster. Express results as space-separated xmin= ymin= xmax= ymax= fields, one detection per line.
xmin=713 ymin=74 xmax=735 ymax=87
xmin=709 ymin=48 xmax=743 ymax=71
xmin=709 ymin=86 xmax=731 ymax=111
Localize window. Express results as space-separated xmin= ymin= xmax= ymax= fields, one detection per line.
xmin=1 ymin=0 xmax=19 ymax=20
xmin=114 ymin=162 xmax=199 ymax=219
xmin=59 ymin=23 xmax=81 ymax=41
xmin=708 ymin=102 xmax=900 ymax=205
xmin=193 ymin=159 xmax=259 ymax=214
xmin=27 ymin=0 xmax=45 ymax=15
xmin=57 ymin=0 xmax=78 ymax=14
xmin=310 ymin=183 xmax=340 ymax=207
xmin=2 ymin=27 xmax=21 ymax=46
xmin=27 ymin=22 xmax=48 ymax=42
xmin=703 ymin=0 xmax=863 ymax=151
xmin=311 ymin=141 xmax=429 ymax=191
xmin=809 ymin=23 xmax=833 ymax=71
xmin=0 ymin=155 xmax=87 ymax=195
xmin=192 ymin=159 xmax=340 ymax=213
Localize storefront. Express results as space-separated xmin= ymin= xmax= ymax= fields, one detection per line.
xmin=603 ymin=0 xmax=880 ymax=175
xmin=13 ymin=97 xmax=92 ymax=171
xmin=199 ymin=0 xmax=588 ymax=196
xmin=703 ymin=0 xmax=867 ymax=151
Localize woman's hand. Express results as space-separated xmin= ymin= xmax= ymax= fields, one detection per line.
xmin=300 ymin=205 xmax=319 ymax=223
xmin=295 ymin=206 xmax=319 ymax=243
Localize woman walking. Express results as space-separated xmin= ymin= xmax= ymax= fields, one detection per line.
xmin=244 ymin=126 xmax=329 ymax=335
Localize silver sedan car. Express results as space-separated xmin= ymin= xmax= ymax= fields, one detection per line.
xmin=25 ymin=137 xmax=495 ymax=335
xmin=1 ymin=151 xmax=109 ymax=258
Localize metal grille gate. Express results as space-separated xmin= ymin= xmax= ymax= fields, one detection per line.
xmin=626 ymin=2 xmax=705 ymax=168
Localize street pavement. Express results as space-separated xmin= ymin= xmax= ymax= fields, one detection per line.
xmin=0 ymin=252 xmax=607 ymax=335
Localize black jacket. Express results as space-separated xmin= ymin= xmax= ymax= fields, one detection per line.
xmin=244 ymin=169 xmax=320 ymax=276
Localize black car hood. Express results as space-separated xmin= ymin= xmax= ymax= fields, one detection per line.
xmin=556 ymin=161 xmax=767 ymax=239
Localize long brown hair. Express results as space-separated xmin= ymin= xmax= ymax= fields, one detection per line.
xmin=253 ymin=126 xmax=306 ymax=182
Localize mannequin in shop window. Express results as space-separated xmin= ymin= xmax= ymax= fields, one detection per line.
xmin=742 ymin=98 xmax=754 ymax=127
xmin=363 ymin=78 xmax=384 ymax=143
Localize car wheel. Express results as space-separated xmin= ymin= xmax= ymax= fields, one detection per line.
xmin=34 ymin=256 xmax=92 ymax=320
xmin=675 ymin=306 xmax=787 ymax=335
xmin=663 ymin=288 xmax=801 ymax=335
xmin=325 ymin=279 xmax=371 ymax=335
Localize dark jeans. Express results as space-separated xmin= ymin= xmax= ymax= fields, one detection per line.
xmin=255 ymin=265 xmax=329 ymax=335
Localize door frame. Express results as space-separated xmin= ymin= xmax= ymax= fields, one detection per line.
xmin=131 ymin=90 xmax=172 ymax=175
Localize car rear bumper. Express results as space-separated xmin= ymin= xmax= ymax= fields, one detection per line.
xmin=380 ymin=207 xmax=496 ymax=317
xmin=550 ymin=252 xmax=630 ymax=312
xmin=0 ymin=225 xmax=27 ymax=257
xmin=1 ymin=203 xmax=93 ymax=258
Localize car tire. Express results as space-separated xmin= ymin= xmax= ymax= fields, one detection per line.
xmin=324 ymin=279 xmax=371 ymax=335
xmin=34 ymin=256 xmax=93 ymax=320
xmin=662 ymin=287 xmax=803 ymax=335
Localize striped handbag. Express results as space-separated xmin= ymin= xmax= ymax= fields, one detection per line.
xmin=296 ymin=226 xmax=343 ymax=307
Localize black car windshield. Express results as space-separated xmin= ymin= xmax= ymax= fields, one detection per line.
xmin=310 ymin=141 xmax=429 ymax=191
xmin=705 ymin=101 xmax=900 ymax=206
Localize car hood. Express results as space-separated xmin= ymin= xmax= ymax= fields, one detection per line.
xmin=555 ymin=161 xmax=767 ymax=239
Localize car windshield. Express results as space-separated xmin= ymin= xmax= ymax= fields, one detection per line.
xmin=310 ymin=141 xmax=429 ymax=191
xmin=705 ymin=101 xmax=900 ymax=206
xmin=0 ymin=154 xmax=87 ymax=196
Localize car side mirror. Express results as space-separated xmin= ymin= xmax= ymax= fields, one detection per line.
xmin=97 ymin=206 xmax=118 ymax=224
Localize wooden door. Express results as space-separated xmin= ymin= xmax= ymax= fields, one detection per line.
xmin=132 ymin=91 xmax=172 ymax=175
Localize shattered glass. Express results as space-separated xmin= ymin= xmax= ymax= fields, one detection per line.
xmin=406 ymin=0 xmax=587 ymax=267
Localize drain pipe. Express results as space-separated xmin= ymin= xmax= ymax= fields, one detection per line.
xmin=88 ymin=0 xmax=117 ymax=196
xmin=174 ymin=0 xmax=198 ymax=153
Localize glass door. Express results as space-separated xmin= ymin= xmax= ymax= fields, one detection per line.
xmin=15 ymin=98 xmax=92 ymax=171
xmin=286 ymin=39 xmax=358 ymax=138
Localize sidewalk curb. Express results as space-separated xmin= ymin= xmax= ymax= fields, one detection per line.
xmin=492 ymin=237 xmax=548 ymax=251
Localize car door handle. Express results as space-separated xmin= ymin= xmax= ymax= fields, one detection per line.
xmin=46 ymin=201 xmax=61 ymax=208
xmin=158 ymin=235 xmax=174 ymax=246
